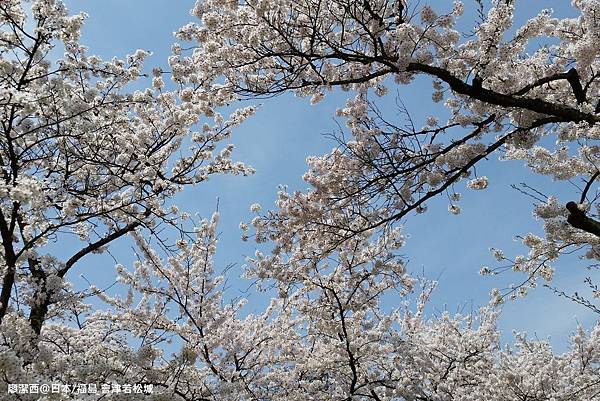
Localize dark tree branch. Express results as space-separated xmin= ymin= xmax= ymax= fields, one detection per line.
xmin=397 ymin=0 xmax=405 ymax=24
xmin=580 ymin=172 xmax=599 ymax=204
xmin=58 ymin=220 xmax=144 ymax=278
xmin=406 ymin=63 xmax=598 ymax=124
xmin=512 ymin=72 xmax=572 ymax=96
xmin=0 ymin=210 xmax=17 ymax=324
xmin=28 ymin=210 xmax=151 ymax=335
xmin=566 ymin=68 xmax=586 ymax=104
xmin=566 ymin=201 xmax=600 ymax=237
xmin=278 ymin=56 xmax=599 ymax=124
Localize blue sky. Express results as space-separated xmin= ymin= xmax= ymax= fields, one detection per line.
xmin=60 ymin=0 xmax=597 ymax=352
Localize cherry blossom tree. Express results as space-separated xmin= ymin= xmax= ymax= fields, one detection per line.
xmin=0 ymin=0 xmax=256 ymax=395
xmin=179 ymin=0 xmax=600 ymax=398
xmin=2 ymin=0 xmax=600 ymax=400
xmin=0 ymin=0 xmax=256 ymax=334
xmin=178 ymin=0 xmax=600 ymax=302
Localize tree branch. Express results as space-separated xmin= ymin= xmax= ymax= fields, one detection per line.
xmin=566 ymin=68 xmax=586 ymax=104
xmin=406 ymin=63 xmax=597 ymax=124
xmin=0 ymin=210 xmax=17 ymax=324
xmin=580 ymin=172 xmax=599 ymax=204
xmin=566 ymin=201 xmax=600 ymax=237
xmin=58 ymin=220 xmax=143 ymax=278
xmin=29 ymin=211 xmax=150 ymax=335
